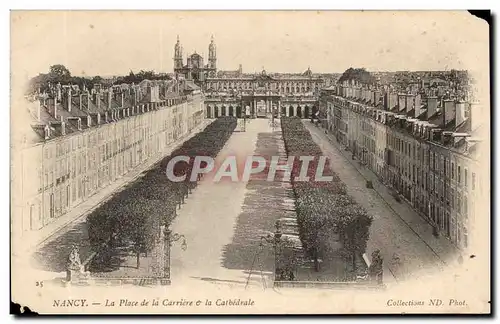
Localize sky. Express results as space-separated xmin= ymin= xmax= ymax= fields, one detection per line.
xmin=11 ymin=11 xmax=489 ymax=80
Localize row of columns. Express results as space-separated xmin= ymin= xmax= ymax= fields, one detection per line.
xmin=205 ymin=102 xmax=313 ymax=118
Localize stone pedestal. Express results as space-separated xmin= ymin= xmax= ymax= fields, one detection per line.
xmin=65 ymin=266 xmax=91 ymax=286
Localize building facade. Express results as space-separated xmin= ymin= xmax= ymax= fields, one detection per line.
xmin=174 ymin=36 xmax=217 ymax=83
xmin=204 ymin=68 xmax=323 ymax=118
xmin=174 ymin=37 xmax=325 ymax=118
xmin=12 ymin=79 xmax=205 ymax=238
xmin=326 ymin=81 xmax=487 ymax=250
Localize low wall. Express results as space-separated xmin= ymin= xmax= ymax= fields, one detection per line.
xmin=273 ymin=280 xmax=385 ymax=290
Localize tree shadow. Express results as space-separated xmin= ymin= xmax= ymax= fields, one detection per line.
xmin=31 ymin=221 xmax=91 ymax=273
xmin=221 ymin=132 xmax=296 ymax=273
xmin=87 ymin=240 xmax=137 ymax=273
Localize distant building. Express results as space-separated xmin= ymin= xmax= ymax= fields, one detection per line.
xmin=204 ymin=67 xmax=323 ymax=118
xmin=174 ymin=38 xmax=327 ymax=119
xmin=173 ymin=35 xmax=217 ymax=83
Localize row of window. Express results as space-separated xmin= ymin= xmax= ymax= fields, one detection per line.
xmin=386 ymin=135 xmax=476 ymax=191
xmin=206 ymin=82 xmax=319 ymax=91
xmin=38 ymin=111 xmax=192 ymax=191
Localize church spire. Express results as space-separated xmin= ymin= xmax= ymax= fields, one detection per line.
xmin=174 ymin=35 xmax=183 ymax=70
xmin=208 ymin=36 xmax=217 ymax=72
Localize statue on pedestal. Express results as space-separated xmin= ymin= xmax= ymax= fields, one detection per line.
xmin=66 ymin=245 xmax=91 ymax=285
xmin=68 ymin=245 xmax=83 ymax=271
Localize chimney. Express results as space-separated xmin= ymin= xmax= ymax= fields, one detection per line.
xmin=61 ymin=116 xmax=66 ymax=136
xmin=56 ymin=83 xmax=62 ymax=102
xmin=456 ymin=101 xmax=466 ymax=126
xmin=79 ymin=93 xmax=84 ymax=111
xmin=384 ymin=92 xmax=397 ymax=111
xmin=53 ymin=98 xmax=58 ymax=119
xmin=406 ymin=94 xmax=415 ymax=114
xmin=86 ymin=91 xmax=91 ymax=112
xmin=470 ymin=102 xmax=481 ymax=131
xmin=107 ymin=89 xmax=113 ymax=110
xmin=443 ymin=100 xmax=456 ymax=126
xmin=66 ymin=88 xmax=72 ymax=112
xmin=372 ymin=90 xmax=378 ymax=106
xmin=398 ymin=94 xmax=406 ymax=112
xmin=427 ymin=97 xmax=438 ymax=119
xmin=95 ymin=93 xmax=101 ymax=110
xmin=414 ymin=94 xmax=422 ymax=118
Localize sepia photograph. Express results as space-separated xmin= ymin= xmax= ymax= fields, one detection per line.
xmin=10 ymin=10 xmax=491 ymax=315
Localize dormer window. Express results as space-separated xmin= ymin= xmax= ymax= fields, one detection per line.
xmin=44 ymin=125 xmax=51 ymax=140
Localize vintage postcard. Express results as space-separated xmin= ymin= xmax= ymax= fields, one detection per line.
xmin=10 ymin=10 xmax=490 ymax=315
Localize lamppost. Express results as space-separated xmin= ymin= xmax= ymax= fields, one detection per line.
xmin=260 ymin=220 xmax=283 ymax=281
xmin=158 ymin=225 xmax=187 ymax=283
xmin=260 ymin=220 xmax=296 ymax=282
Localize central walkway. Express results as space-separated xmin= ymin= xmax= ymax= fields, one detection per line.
xmin=169 ymin=119 xmax=279 ymax=288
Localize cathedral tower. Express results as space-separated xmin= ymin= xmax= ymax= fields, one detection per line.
xmin=174 ymin=35 xmax=183 ymax=70
xmin=208 ymin=35 xmax=217 ymax=72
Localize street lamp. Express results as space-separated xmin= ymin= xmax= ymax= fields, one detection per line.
xmin=158 ymin=225 xmax=187 ymax=282
xmin=260 ymin=220 xmax=294 ymax=282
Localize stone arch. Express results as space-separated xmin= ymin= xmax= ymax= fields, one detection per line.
xmin=214 ymin=105 xmax=220 ymax=118
xmin=288 ymin=105 xmax=294 ymax=117
xmin=221 ymin=105 xmax=226 ymax=116
xmin=229 ymin=105 xmax=234 ymax=116
xmin=297 ymin=105 xmax=303 ymax=118
xmin=281 ymin=105 xmax=286 ymax=116
xmin=236 ymin=105 xmax=242 ymax=118
xmin=304 ymin=105 xmax=310 ymax=119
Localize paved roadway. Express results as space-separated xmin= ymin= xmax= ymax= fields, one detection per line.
xmin=303 ymin=121 xmax=459 ymax=285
